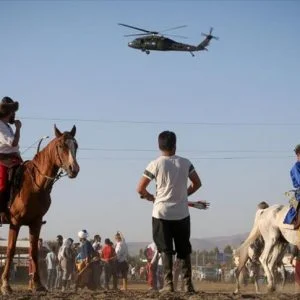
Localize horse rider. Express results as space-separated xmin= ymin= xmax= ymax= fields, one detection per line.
xmin=290 ymin=144 xmax=300 ymax=228
xmin=0 ymin=96 xmax=22 ymax=223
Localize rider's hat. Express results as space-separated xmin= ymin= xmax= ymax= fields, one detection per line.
xmin=294 ymin=144 xmax=300 ymax=155
xmin=0 ymin=97 xmax=19 ymax=117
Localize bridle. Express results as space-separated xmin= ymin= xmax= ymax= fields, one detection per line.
xmin=30 ymin=136 xmax=78 ymax=189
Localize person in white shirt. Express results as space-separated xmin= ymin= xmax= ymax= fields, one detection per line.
xmin=0 ymin=97 xmax=22 ymax=223
xmin=46 ymin=245 xmax=58 ymax=291
xmin=137 ymin=131 xmax=201 ymax=293
xmin=115 ymin=231 xmax=129 ymax=290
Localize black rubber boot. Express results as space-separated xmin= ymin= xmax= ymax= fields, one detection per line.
xmin=159 ymin=252 xmax=174 ymax=293
xmin=181 ymin=254 xmax=196 ymax=293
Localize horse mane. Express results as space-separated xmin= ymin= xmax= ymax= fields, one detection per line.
xmin=31 ymin=137 xmax=58 ymax=166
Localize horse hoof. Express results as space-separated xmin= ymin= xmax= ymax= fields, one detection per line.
xmin=1 ymin=285 xmax=13 ymax=295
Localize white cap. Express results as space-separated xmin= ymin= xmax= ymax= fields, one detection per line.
xmin=78 ymin=229 xmax=89 ymax=239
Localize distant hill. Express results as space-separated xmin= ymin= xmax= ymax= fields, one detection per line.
xmin=127 ymin=232 xmax=248 ymax=256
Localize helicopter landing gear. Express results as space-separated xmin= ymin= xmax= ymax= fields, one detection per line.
xmin=190 ymin=51 xmax=195 ymax=57
xmin=141 ymin=49 xmax=150 ymax=55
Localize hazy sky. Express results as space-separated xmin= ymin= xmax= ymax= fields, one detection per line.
xmin=1 ymin=0 xmax=300 ymax=244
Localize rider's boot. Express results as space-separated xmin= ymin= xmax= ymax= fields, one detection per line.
xmin=0 ymin=191 xmax=8 ymax=224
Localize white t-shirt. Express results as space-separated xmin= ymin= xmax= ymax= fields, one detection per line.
xmin=143 ymin=155 xmax=195 ymax=220
xmin=0 ymin=120 xmax=19 ymax=153
xmin=46 ymin=251 xmax=57 ymax=270
xmin=115 ymin=240 xmax=128 ymax=262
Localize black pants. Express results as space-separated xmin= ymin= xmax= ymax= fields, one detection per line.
xmin=152 ymin=216 xmax=191 ymax=259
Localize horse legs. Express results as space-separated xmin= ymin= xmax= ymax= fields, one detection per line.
xmin=259 ymin=240 xmax=276 ymax=292
xmin=1 ymin=224 xmax=20 ymax=295
xmin=29 ymin=221 xmax=46 ymax=292
xmin=267 ymin=242 xmax=286 ymax=291
xmin=233 ymin=247 xmax=249 ymax=294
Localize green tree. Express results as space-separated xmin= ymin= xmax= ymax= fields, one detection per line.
xmin=224 ymin=245 xmax=233 ymax=254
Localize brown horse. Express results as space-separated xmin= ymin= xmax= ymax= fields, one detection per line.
xmin=1 ymin=125 xmax=80 ymax=295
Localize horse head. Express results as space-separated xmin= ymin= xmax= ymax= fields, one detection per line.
xmin=53 ymin=125 xmax=80 ymax=178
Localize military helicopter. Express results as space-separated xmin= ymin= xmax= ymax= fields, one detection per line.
xmin=118 ymin=23 xmax=218 ymax=57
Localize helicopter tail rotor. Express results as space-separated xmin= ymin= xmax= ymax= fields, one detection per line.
xmin=201 ymin=27 xmax=219 ymax=40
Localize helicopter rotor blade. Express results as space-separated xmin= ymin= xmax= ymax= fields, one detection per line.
xmin=160 ymin=25 xmax=187 ymax=33
xmin=118 ymin=23 xmax=152 ymax=34
xmin=164 ymin=34 xmax=188 ymax=39
xmin=124 ymin=33 xmax=150 ymax=37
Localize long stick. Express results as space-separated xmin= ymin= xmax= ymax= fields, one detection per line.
xmin=141 ymin=196 xmax=210 ymax=210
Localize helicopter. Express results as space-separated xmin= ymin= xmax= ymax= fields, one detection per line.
xmin=118 ymin=23 xmax=218 ymax=57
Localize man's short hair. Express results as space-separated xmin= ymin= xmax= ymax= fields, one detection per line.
xmin=158 ymin=131 xmax=176 ymax=152
xmin=295 ymin=144 xmax=300 ymax=155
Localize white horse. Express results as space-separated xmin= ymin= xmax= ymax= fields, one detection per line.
xmin=236 ymin=200 xmax=297 ymax=292
xmin=233 ymin=236 xmax=287 ymax=294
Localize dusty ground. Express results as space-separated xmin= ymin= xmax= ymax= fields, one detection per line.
xmin=2 ymin=282 xmax=300 ymax=300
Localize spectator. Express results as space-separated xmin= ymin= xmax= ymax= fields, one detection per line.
xmin=291 ymin=245 xmax=300 ymax=291
xmin=145 ymin=242 xmax=159 ymax=290
xmin=38 ymin=238 xmax=49 ymax=286
xmin=58 ymin=238 xmax=74 ymax=291
xmin=137 ymin=131 xmax=202 ymax=293
xmin=92 ymin=234 xmax=103 ymax=289
xmin=115 ymin=231 xmax=129 ymax=290
xmin=55 ymin=235 xmax=63 ymax=289
xmin=130 ymin=265 xmax=136 ymax=280
xmin=46 ymin=245 xmax=57 ymax=291
xmin=101 ymin=238 xmax=117 ymax=290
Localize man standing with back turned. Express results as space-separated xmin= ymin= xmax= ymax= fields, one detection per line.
xmin=137 ymin=131 xmax=202 ymax=293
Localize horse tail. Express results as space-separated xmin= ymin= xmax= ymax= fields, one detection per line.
xmin=235 ymin=205 xmax=267 ymax=259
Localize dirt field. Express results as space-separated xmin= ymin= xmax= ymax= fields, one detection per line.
xmin=2 ymin=282 xmax=300 ymax=300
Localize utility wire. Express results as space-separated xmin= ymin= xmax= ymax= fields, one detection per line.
xmin=22 ymin=156 xmax=294 ymax=161
xmin=20 ymin=146 xmax=293 ymax=153
xmin=20 ymin=116 xmax=300 ymax=126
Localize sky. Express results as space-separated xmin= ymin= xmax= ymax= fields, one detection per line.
xmin=0 ymin=0 xmax=300 ymax=245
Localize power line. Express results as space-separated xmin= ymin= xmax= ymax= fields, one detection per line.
xmin=20 ymin=146 xmax=293 ymax=153
xmin=20 ymin=116 xmax=300 ymax=126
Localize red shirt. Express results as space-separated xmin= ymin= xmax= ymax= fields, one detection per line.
xmin=101 ymin=244 xmax=116 ymax=260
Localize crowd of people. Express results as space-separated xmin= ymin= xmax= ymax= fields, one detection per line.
xmin=34 ymin=230 xmax=129 ymax=291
